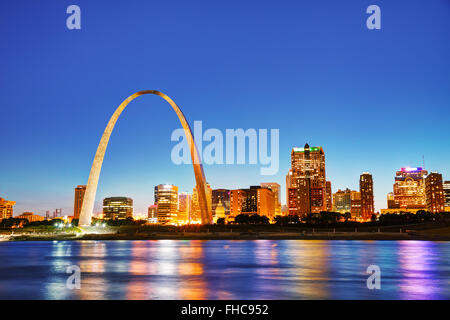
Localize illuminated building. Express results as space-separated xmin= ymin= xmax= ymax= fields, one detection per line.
xmin=103 ymin=197 xmax=133 ymax=220
xmin=288 ymin=179 xmax=310 ymax=216
xmin=0 ymin=197 xmax=15 ymax=220
xmin=178 ymin=192 xmax=191 ymax=224
xmin=387 ymin=192 xmax=399 ymax=209
xmin=154 ymin=184 xmax=178 ymax=224
xmin=425 ymin=173 xmax=445 ymax=213
xmin=332 ymin=189 xmax=352 ymax=213
xmin=325 ymin=181 xmax=332 ymax=211
xmin=444 ymin=181 xmax=450 ymax=208
xmin=73 ymin=185 xmax=86 ymax=219
xmin=16 ymin=212 xmax=45 ymax=223
xmin=360 ymin=173 xmax=374 ymax=220
xmin=261 ymin=183 xmax=281 ymax=216
xmin=230 ymin=189 xmax=247 ymax=216
xmin=257 ymin=187 xmax=275 ymax=219
xmin=231 ymin=186 xmax=275 ymax=219
xmin=350 ymin=191 xmax=361 ymax=218
xmin=192 ymin=183 xmax=211 ymax=223
xmin=287 ymin=143 xmax=327 ymax=216
xmin=241 ymin=186 xmax=259 ymax=214
xmin=393 ymin=167 xmax=428 ymax=210
xmin=212 ymin=189 xmax=230 ymax=218
xmin=148 ymin=204 xmax=157 ymax=221
xmin=214 ymin=200 xmax=226 ymax=223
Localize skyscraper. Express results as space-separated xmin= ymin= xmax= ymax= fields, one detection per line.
xmin=0 ymin=197 xmax=15 ymax=220
xmin=74 ymin=185 xmax=86 ymax=219
xmin=325 ymin=181 xmax=333 ymax=211
xmin=360 ymin=173 xmax=374 ymax=220
xmin=287 ymin=143 xmax=327 ymax=216
xmin=425 ymin=173 xmax=445 ymax=213
xmin=350 ymin=191 xmax=362 ymax=218
xmin=178 ymin=192 xmax=191 ymax=224
xmin=103 ymin=197 xmax=133 ymax=220
xmin=154 ymin=184 xmax=178 ymax=225
xmin=393 ymin=167 xmax=428 ymax=210
xmin=192 ymin=183 xmax=212 ymax=223
xmin=444 ymin=181 xmax=450 ymax=209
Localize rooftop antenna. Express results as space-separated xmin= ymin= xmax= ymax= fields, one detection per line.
xmin=422 ymin=155 xmax=425 ymax=170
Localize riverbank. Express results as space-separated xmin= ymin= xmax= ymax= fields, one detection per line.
xmin=4 ymin=229 xmax=450 ymax=241
xmin=3 ymin=223 xmax=450 ymax=241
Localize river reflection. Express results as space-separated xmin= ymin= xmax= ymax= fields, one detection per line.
xmin=0 ymin=240 xmax=449 ymax=299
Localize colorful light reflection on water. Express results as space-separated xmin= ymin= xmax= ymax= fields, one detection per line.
xmin=0 ymin=240 xmax=449 ymax=299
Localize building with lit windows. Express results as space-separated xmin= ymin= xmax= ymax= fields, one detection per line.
xmin=154 ymin=184 xmax=178 ymax=224
xmin=148 ymin=204 xmax=157 ymax=223
xmin=332 ymin=189 xmax=352 ymax=213
xmin=261 ymin=183 xmax=281 ymax=216
xmin=73 ymin=185 xmax=86 ymax=219
xmin=360 ymin=173 xmax=374 ymax=220
xmin=0 ymin=197 xmax=15 ymax=220
xmin=425 ymin=173 xmax=445 ymax=213
xmin=192 ymin=183 xmax=211 ymax=223
xmin=287 ymin=143 xmax=328 ymax=216
xmin=230 ymin=189 xmax=247 ymax=216
xmin=178 ymin=192 xmax=191 ymax=224
xmin=325 ymin=181 xmax=333 ymax=211
xmin=231 ymin=186 xmax=275 ymax=219
xmin=103 ymin=197 xmax=133 ymax=220
xmin=16 ymin=212 xmax=45 ymax=223
xmin=392 ymin=167 xmax=428 ymax=210
xmin=212 ymin=189 xmax=230 ymax=218
xmin=350 ymin=191 xmax=362 ymax=218
xmin=387 ymin=192 xmax=400 ymax=209
xmin=444 ymin=181 xmax=450 ymax=209
xmin=257 ymin=187 xmax=275 ymax=220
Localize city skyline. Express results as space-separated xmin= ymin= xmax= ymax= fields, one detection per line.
xmin=2 ymin=144 xmax=449 ymax=219
xmin=1 ymin=0 xmax=449 ymax=216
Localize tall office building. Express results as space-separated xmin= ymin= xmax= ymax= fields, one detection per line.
xmin=73 ymin=185 xmax=86 ymax=219
xmin=443 ymin=181 xmax=450 ymax=208
xmin=0 ymin=197 xmax=15 ymax=220
xmin=192 ymin=183 xmax=212 ymax=223
xmin=325 ymin=181 xmax=333 ymax=211
xmin=230 ymin=189 xmax=247 ymax=216
xmin=393 ymin=167 xmax=428 ymax=210
xmin=257 ymin=187 xmax=275 ymax=219
xmin=261 ymin=183 xmax=281 ymax=215
xmin=103 ymin=197 xmax=133 ymax=220
xmin=425 ymin=173 xmax=445 ymax=213
xmin=154 ymin=184 xmax=178 ymax=224
xmin=212 ymin=189 xmax=230 ymax=217
xmin=332 ymin=189 xmax=352 ymax=213
xmin=360 ymin=173 xmax=374 ymax=220
xmin=178 ymin=192 xmax=191 ymax=224
xmin=287 ymin=143 xmax=327 ymax=216
xmin=148 ymin=204 xmax=157 ymax=220
xmin=350 ymin=191 xmax=362 ymax=218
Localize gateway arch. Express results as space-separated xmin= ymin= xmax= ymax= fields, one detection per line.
xmin=78 ymin=90 xmax=212 ymax=226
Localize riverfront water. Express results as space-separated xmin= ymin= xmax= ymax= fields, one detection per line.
xmin=0 ymin=240 xmax=449 ymax=299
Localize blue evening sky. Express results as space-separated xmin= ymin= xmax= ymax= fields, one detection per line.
xmin=0 ymin=0 xmax=449 ymax=215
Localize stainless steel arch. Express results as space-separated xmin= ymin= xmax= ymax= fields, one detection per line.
xmin=78 ymin=90 xmax=212 ymax=226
